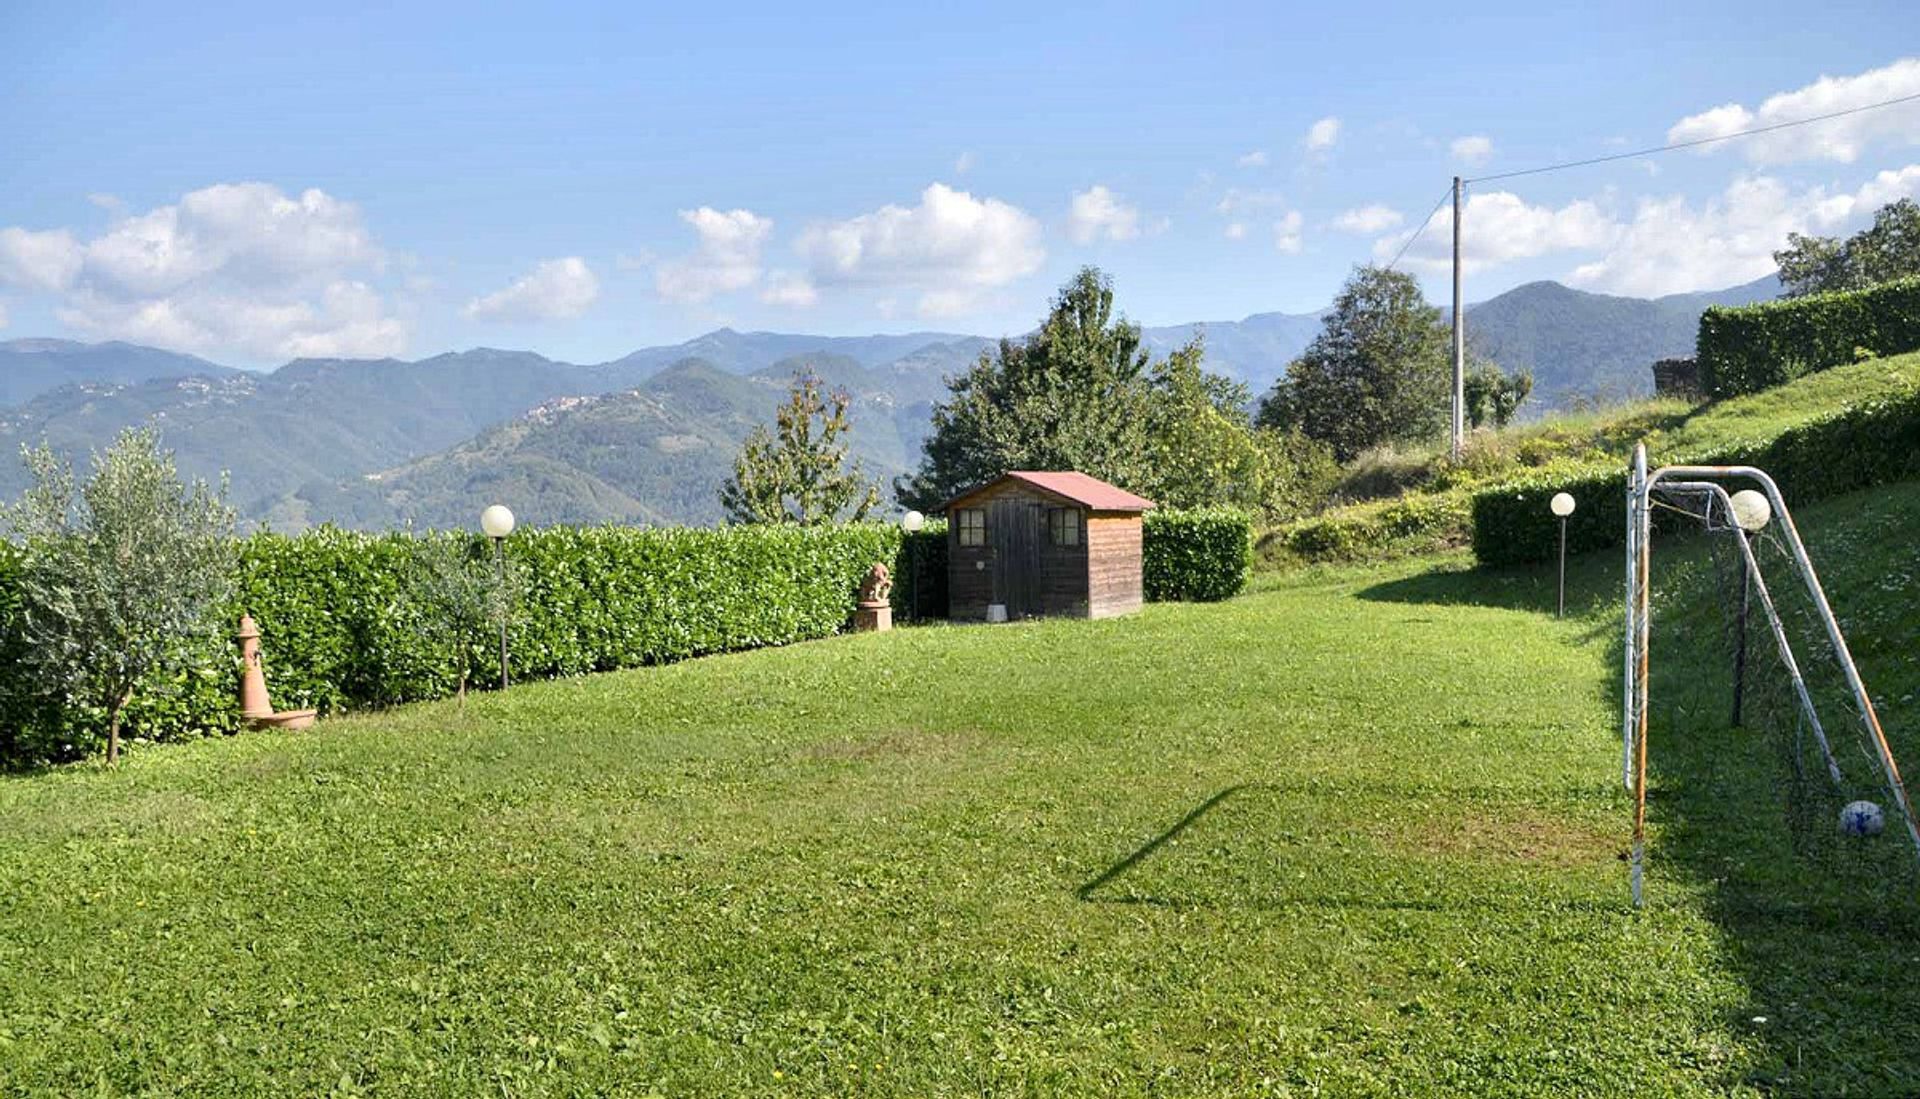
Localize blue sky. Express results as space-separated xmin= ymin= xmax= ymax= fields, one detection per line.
xmin=1 ymin=1 xmax=1917 ymax=367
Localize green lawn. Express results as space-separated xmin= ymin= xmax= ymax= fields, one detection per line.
xmin=4 ymin=484 xmax=1920 ymax=1095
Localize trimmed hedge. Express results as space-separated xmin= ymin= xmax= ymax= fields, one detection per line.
xmin=1471 ymin=385 xmax=1920 ymax=566
xmin=1699 ymin=277 xmax=1920 ymax=398
xmin=2 ymin=522 xmax=907 ymax=767
xmin=1143 ymin=508 xmax=1253 ymax=602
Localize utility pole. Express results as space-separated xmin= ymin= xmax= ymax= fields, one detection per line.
xmin=1451 ymin=175 xmax=1465 ymax=461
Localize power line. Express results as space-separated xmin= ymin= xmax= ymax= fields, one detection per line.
xmin=1467 ymin=90 xmax=1920 ymax=184
xmin=1382 ymin=185 xmax=1454 ymax=272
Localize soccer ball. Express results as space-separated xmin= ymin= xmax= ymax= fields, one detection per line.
xmin=1840 ymin=800 xmax=1885 ymax=837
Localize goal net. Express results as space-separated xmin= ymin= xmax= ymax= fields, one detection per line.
xmin=1623 ymin=443 xmax=1920 ymax=907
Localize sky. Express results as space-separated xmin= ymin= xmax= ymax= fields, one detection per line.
xmin=1 ymin=1 xmax=1918 ymax=368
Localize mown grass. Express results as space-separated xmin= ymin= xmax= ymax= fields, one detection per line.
xmin=3 ymin=482 xmax=1919 ymax=1095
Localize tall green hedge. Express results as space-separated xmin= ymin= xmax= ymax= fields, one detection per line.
xmin=1698 ymin=277 xmax=1920 ymax=398
xmin=1471 ymin=386 xmax=1920 ymax=566
xmin=1143 ymin=508 xmax=1253 ymax=602
xmin=2 ymin=522 xmax=909 ymax=767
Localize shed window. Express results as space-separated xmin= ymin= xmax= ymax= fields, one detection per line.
xmin=1048 ymin=507 xmax=1082 ymax=547
xmin=956 ymin=508 xmax=987 ymax=547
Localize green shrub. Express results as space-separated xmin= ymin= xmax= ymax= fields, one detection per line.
xmin=1471 ymin=386 xmax=1920 ymax=566
xmin=1143 ymin=508 xmax=1253 ymax=602
xmin=1698 ymin=277 xmax=1920 ymax=398
xmin=1262 ymin=492 xmax=1471 ymax=566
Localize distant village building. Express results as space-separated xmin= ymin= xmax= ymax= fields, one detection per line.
xmin=940 ymin=471 xmax=1153 ymax=621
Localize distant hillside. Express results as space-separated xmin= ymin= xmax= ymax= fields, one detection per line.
xmin=596 ymin=328 xmax=990 ymax=380
xmin=282 ymin=356 xmax=928 ymax=530
xmin=0 ymin=339 xmax=238 ymax=406
xmin=1140 ymin=309 xmax=1325 ymax=393
xmin=1461 ymin=274 xmax=1780 ymax=407
xmin=0 ymin=272 xmax=1786 ymax=529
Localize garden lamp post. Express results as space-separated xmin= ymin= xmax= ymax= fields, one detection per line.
xmin=1727 ymin=489 xmax=1772 ymax=726
xmin=901 ymin=510 xmax=925 ymax=621
xmin=480 ymin=504 xmax=516 ymax=689
xmin=1550 ymin=492 xmax=1576 ymax=617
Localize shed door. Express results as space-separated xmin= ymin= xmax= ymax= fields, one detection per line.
xmin=990 ymin=497 xmax=1043 ymax=618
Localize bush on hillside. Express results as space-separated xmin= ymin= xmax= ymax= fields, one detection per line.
xmin=1143 ymin=508 xmax=1253 ymax=602
xmin=1698 ymin=277 xmax=1920 ymax=398
xmin=1262 ymin=492 xmax=1470 ymax=566
xmin=1471 ymin=386 xmax=1920 ymax=566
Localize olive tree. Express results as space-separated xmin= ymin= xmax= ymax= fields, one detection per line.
xmin=406 ymin=533 xmax=522 ymax=705
xmin=7 ymin=428 xmax=235 ymax=764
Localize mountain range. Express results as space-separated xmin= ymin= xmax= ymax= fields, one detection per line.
xmin=0 ymin=273 xmax=1778 ymax=530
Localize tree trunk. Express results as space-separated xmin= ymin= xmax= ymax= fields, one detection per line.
xmin=458 ymin=669 xmax=467 ymax=710
xmin=106 ymin=686 xmax=133 ymax=765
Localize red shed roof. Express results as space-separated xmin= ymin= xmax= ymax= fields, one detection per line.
xmin=941 ymin=470 xmax=1156 ymax=513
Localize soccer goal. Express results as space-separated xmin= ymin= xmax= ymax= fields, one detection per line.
xmin=1623 ymin=442 xmax=1920 ymax=907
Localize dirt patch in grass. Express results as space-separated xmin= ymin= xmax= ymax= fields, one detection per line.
xmin=1379 ymin=809 xmax=1618 ymax=867
xmin=16 ymin=787 xmax=219 ymax=842
xmin=798 ymin=727 xmax=982 ymax=763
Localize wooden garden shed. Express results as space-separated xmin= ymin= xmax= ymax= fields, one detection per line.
xmin=940 ymin=471 xmax=1154 ymax=621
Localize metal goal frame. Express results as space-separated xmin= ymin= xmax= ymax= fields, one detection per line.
xmin=1623 ymin=442 xmax=1920 ymax=906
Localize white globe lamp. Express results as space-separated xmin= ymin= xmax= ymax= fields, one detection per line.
xmin=1729 ymin=490 xmax=1771 ymax=533
xmin=480 ymin=504 xmax=516 ymax=689
xmin=901 ymin=509 xmax=925 ymax=533
xmin=1549 ymin=492 xmax=1576 ymax=518
xmin=481 ymin=504 xmax=517 ymax=540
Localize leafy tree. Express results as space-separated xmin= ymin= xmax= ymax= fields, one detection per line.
xmin=7 ymin=427 xmax=235 ymax=764
xmin=1257 ymin=265 xmax=1450 ymax=461
xmin=1776 ymin=198 xmax=1920 ymax=297
xmin=1141 ymin=344 xmax=1339 ymax=519
xmin=407 ymin=534 xmax=521 ymax=705
xmin=899 ymin=266 xmax=1338 ymax=522
xmin=720 ymin=372 xmax=879 ymax=524
xmin=1463 ymin=363 xmax=1533 ymax=429
xmin=896 ymin=267 xmax=1156 ymax=510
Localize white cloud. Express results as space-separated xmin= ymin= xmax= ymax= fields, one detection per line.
xmin=0 ymin=301 xmax=8 ymax=329
xmin=1668 ymin=57 xmax=1920 ymax=164
xmin=1569 ymin=166 xmax=1920 ymax=296
xmin=1237 ymin=150 xmax=1269 ymax=168
xmin=1223 ymin=222 xmax=1248 ymax=240
xmin=1214 ymin=188 xmax=1287 ymax=216
xmin=1333 ymin=204 xmax=1404 ymax=234
xmin=760 ymin=270 xmax=819 ymax=307
xmin=3 ymin=182 xmax=405 ymax=361
xmin=0 ymin=227 xmax=84 ymax=292
xmin=465 ymin=256 xmax=599 ymax=322
xmin=955 ymin=151 xmax=976 ymax=175
xmin=654 ymin=207 xmax=773 ymax=304
xmin=1066 ymin=184 xmax=1141 ymax=244
xmin=1273 ymin=211 xmax=1304 ymax=254
xmin=1306 ymin=116 xmax=1341 ymax=152
xmin=1450 ymin=135 xmax=1494 ymax=164
xmin=795 ymin=183 xmax=1044 ymax=318
xmin=1375 ymin=190 xmax=1618 ymax=275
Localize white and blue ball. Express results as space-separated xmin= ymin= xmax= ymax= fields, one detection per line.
xmin=1840 ymin=800 xmax=1885 ymax=838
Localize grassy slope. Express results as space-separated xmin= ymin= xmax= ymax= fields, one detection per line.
xmin=4 ymin=483 xmax=1920 ymax=1095
xmin=1264 ymin=349 xmax=1920 ymax=566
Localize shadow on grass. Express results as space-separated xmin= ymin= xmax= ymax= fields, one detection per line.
xmin=1075 ymin=780 xmax=1625 ymax=916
